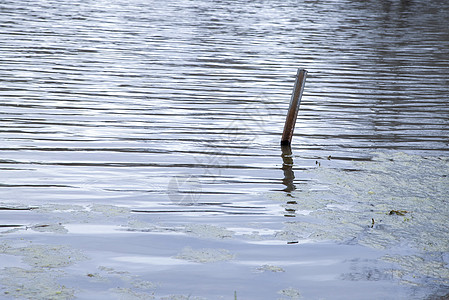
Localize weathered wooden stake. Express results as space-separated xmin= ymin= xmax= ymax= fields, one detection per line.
xmin=281 ymin=68 xmax=307 ymax=146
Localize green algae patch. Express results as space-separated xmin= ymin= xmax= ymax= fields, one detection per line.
xmin=1 ymin=243 xmax=87 ymax=269
xmin=184 ymin=223 xmax=234 ymax=240
xmin=111 ymin=287 xmax=155 ymax=299
xmin=90 ymin=204 xmax=130 ymax=217
xmin=0 ymin=241 xmax=87 ymax=299
xmin=31 ymin=223 xmax=68 ymax=234
xmin=160 ymin=295 xmax=206 ymax=300
xmin=1 ymin=267 xmax=74 ymax=300
xmin=89 ymin=266 xmax=159 ymax=299
xmin=125 ymin=221 xmax=235 ymax=242
xmin=277 ymin=287 xmax=302 ymax=299
xmin=256 ymin=264 xmax=285 ymax=273
xmin=270 ymin=152 xmax=449 ymax=251
xmin=33 ymin=204 xmax=131 ymax=224
xmin=269 ymin=152 xmax=449 ymax=287
xmin=175 ymin=247 xmax=235 ymax=263
xmin=382 ymin=254 xmax=449 ymax=284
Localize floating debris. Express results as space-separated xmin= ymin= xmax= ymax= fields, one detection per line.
xmin=0 ymin=206 xmax=37 ymax=211
xmin=0 ymin=224 xmax=23 ymax=228
xmin=388 ymin=210 xmax=408 ymax=216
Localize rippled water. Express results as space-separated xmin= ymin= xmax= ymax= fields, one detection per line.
xmin=1 ymin=0 xmax=449 ymax=299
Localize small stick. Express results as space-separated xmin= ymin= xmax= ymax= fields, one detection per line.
xmin=281 ymin=68 xmax=307 ymax=146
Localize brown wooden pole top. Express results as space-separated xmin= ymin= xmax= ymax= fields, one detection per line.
xmin=281 ymin=68 xmax=307 ymax=146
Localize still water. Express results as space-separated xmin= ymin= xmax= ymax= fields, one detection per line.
xmin=1 ymin=0 xmax=449 ymax=299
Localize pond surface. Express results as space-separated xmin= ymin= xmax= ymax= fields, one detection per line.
xmin=1 ymin=0 xmax=449 ymax=299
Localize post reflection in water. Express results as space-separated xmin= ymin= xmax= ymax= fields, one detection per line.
xmin=281 ymin=145 xmax=295 ymax=194
xmin=281 ymin=145 xmax=298 ymax=219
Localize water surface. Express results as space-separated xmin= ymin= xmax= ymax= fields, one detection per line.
xmin=1 ymin=0 xmax=449 ymax=299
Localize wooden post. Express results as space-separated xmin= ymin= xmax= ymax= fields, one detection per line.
xmin=281 ymin=68 xmax=307 ymax=146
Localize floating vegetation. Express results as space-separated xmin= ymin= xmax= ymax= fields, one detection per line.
xmin=111 ymin=287 xmax=155 ymax=300
xmin=160 ymin=295 xmax=206 ymax=300
xmin=184 ymin=223 xmax=234 ymax=240
xmin=0 ymin=243 xmax=87 ymax=269
xmin=91 ymin=265 xmax=159 ymax=296
xmin=0 ymin=223 xmax=68 ymax=235
xmin=90 ymin=204 xmax=130 ymax=217
xmin=0 ymin=242 xmax=87 ymax=299
xmin=1 ymin=151 xmax=447 ymax=298
xmin=277 ymin=287 xmax=302 ymax=299
xmin=382 ymin=255 xmax=449 ymax=281
xmin=269 ymin=152 xmax=449 ymax=287
xmin=1 ymin=267 xmax=74 ymax=300
xmin=256 ymin=264 xmax=285 ymax=273
xmin=126 ymin=219 xmax=157 ymax=231
xmin=270 ymin=153 xmax=449 ymax=249
xmin=175 ymin=247 xmax=235 ymax=263
xmin=31 ymin=223 xmax=68 ymax=234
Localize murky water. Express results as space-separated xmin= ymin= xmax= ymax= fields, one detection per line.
xmin=1 ymin=0 xmax=449 ymax=299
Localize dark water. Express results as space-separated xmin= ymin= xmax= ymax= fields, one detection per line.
xmin=1 ymin=0 xmax=449 ymax=299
